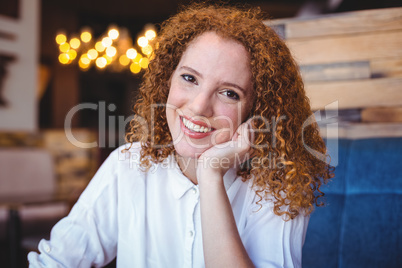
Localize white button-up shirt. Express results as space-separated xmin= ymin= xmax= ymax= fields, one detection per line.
xmin=28 ymin=143 xmax=309 ymax=267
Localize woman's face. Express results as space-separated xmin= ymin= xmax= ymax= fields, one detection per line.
xmin=166 ymin=32 xmax=254 ymax=159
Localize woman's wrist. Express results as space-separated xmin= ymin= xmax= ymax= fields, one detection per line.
xmin=197 ymin=170 xmax=225 ymax=190
xmin=198 ymin=153 xmax=232 ymax=172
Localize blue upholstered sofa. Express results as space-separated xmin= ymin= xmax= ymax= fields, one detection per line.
xmin=302 ymin=138 xmax=402 ymax=268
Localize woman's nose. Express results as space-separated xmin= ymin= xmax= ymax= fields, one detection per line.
xmin=189 ymin=90 xmax=213 ymax=117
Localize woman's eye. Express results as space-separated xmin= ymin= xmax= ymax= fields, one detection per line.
xmin=222 ymin=90 xmax=240 ymax=100
xmin=181 ymin=74 xmax=197 ymax=84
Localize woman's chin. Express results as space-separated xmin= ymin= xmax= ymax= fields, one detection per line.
xmin=173 ymin=143 xmax=209 ymax=159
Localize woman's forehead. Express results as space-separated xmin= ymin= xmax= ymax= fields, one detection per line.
xmin=177 ymin=32 xmax=252 ymax=83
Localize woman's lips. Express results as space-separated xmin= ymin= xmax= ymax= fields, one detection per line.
xmin=180 ymin=116 xmax=215 ymax=139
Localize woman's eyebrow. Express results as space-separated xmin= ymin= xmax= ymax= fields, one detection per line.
xmin=180 ymin=66 xmax=203 ymax=78
xmin=180 ymin=66 xmax=247 ymax=95
xmin=221 ymin=82 xmax=247 ymax=95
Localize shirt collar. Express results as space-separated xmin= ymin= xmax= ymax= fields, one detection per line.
xmin=168 ymin=154 xmax=238 ymax=199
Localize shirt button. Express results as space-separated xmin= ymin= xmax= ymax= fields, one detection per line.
xmin=44 ymin=244 xmax=51 ymax=253
xmin=192 ymin=187 xmax=197 ymax=194
xmin=188 ymin=230 xmax=194 ymax=237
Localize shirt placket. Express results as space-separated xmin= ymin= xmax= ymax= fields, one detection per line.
xmin=183 ymin=185 xmax=199 ymax=267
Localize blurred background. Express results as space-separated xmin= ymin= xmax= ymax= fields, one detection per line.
xmin=0 ymin=0 xmax=401 ymax=267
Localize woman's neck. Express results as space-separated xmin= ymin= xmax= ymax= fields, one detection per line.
xmin=176 ymin=154 xmax=198 ymax=185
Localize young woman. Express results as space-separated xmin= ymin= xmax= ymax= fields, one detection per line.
xmin=29 ymin=4 xmax=333 ymax=267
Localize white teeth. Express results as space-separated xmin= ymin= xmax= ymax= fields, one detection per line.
xmin=181 ymin=118 xmax=211 ymax=133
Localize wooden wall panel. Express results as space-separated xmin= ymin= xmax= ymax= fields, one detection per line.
xmin=267 ymin=7 xmax=402 ymax=39
xmin=322 ymin=123 xmax=402 ymax=139
xmin=288 ymin=30 xmax=402 ymax=65
xmin=370 ymin=57 xmax=402 ymax=78
xmin=300 ymin=61 xmax=370 ymax=82
xmin=361 ymin=107 xmax=402 ymax=123
xmin=305 ymin=77 xmax=402 ymax=110
xmin=268 ymin=7 xmax=402 ymax=137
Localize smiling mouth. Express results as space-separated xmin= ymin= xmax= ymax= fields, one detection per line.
xmin=181 ymin=117 xmax=213 ymax=133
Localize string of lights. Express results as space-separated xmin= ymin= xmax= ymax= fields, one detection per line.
xmin=55 ymin=24 xmax=157 ymax=74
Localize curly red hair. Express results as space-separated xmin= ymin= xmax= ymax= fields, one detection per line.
xmin=126 ymin=3 xmax=334 ymax=219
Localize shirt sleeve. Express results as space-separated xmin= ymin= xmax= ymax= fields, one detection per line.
xmin=241 ymin=196 xmax=310 ymax=268
xmin=28 ymin=149 xmax=120 ymax=268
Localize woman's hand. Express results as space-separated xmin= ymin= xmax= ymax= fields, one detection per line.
xmin=196 ymin=119 xmax=254 ymax=182
xmin=197 ymin=119 xmax=256 ymax=267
